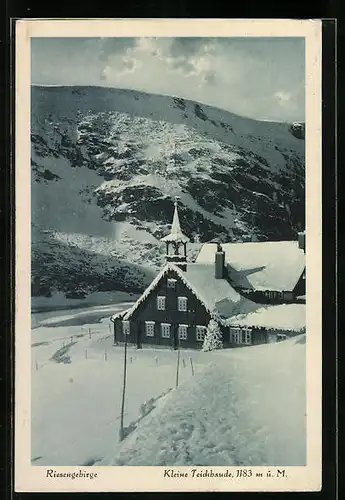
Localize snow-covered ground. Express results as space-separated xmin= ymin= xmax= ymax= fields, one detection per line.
xmin=31 ymin=303 xmax=306 ymax=467
xmin=103 ymin=335 xmax=306 ymax=467
xmin=31 ymin=302 xmax=212 ymax=466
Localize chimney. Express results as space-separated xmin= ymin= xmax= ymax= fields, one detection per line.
xmin=298 ymin=231 xmax=306 ymax=253
xmin=215 ymin=243 xmax=226 ymax=279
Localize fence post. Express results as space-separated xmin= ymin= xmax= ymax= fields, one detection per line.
xmin=104 ymin=349 xmax=107 ymax=361
xmin=35 ymin=361 xmax=38 ymax=371
xmin=189 ymin=357 xmax=195 ymax=376
xmin=176 ymin=336 xmax=181 ymax=388
xmin=119 ymin=331 xmax=128 ymax=442
xmin=85 ymin=349 xmax=88 ymax=359
xmin=89 ymin=328 xmax=91 ymax=339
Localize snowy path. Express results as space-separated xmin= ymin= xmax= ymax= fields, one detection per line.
xmin=103 ymin=336 xmax=306 ymax=467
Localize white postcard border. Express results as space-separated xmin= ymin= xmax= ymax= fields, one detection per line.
xmin=15 ymin=18 xmax=322 ymax=492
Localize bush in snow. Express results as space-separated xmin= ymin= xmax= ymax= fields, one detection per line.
xmin=202 ymin=319 xmax=223 ymax=351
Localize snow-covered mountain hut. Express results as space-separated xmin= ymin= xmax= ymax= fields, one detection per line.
xmin=111 ymin=199 xmax=306 ymax=350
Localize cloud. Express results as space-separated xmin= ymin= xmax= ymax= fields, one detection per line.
xmin=99 ymin=37 xmax=220 ymax=91
xmin=98 ymin=37 xmax=137 ymax=62
xmin=31 ymin=37 xmax=305 ymax=121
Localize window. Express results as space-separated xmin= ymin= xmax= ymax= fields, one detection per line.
xmin=242 ymin=327 xmax=252 ymax=345
xmin=157 ymin=296 xmax=166 ymax=310
xmin=167 ymin=278 xmax=177 ymax=289
xmin=178 ymin=324 xmax=188 ymax=340
xmin=161 ymin=323 xmax=171 ymax=338
xmin=178 ymin=296 xmax=187 ymax=311
xmin=196 ymin=325 xmax=206 ymax=342
xmin=234 ymin=329 xmax=241 ymax=344
xmin=122 ymin=320 xmax=130 ymax=335
xmin=230 ymin=327 xmax=242 ymax=344
xmin=145 ymin=321 xmax=155 ymax=337
xmin=230 ymin=327 xmax=252 ymax=345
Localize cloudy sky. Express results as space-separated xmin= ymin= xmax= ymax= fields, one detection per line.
xmin=31 ymin=37 xmax=305 ymax=122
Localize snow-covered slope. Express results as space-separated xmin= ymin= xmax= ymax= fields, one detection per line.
xmin=31 ymin=85 xmax=305 ymax=298
xmin=103 ymin=335 xmax=306 ymax=467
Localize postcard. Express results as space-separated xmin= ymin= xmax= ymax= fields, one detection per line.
xmin=15 ymin=18 xmax=322 ymax=492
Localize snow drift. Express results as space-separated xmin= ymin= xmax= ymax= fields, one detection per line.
xmin=103 ymin=334 xmax=306 ymax=466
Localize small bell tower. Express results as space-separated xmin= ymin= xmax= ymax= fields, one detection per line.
xmin=161 ymin=197 xmax=190 ymax=271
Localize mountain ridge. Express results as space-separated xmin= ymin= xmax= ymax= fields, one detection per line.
xmin=31 ymin=84 xmax=305 ymax=126
xmin=31 ymin=85 xmax=305 ymax=299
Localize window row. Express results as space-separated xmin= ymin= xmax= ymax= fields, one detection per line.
xmin=123 ymin=322 xmax=252 ymax=344
xmin=229 ymin=327 xmax=252 ymax=345
xmin=122 ymin=321 xmax=206 ymax=341
xmin=242 ymin=289 xmax=294 ymax=301
xmin=156 ymin=295 xmax=187 ymax=312
xmin=145 ymin=322 xmax=203 ymax=340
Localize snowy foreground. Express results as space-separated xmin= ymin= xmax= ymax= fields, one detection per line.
xmin=32 ymin=303 xmax=306 ymax=467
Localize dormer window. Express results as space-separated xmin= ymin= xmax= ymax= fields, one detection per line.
xmin=167 ymin=278 xmax=177 ymax=289
xmin=157 ymin=296 xmax=166 ymax=310
xmin=177 ymin=296 xmax=187 ymax=312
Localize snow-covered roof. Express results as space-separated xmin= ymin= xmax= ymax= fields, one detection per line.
xmin=183 ymin=264 xmax=241 ymax=317
xmin=110 ymin=309 xmax=131 ymax=322
xmin=196 ymin=241 xmax=305 ymax=292
xmin=160 ymin=202 xmax=190 ymax=244
xmin=123 ymin=262 xmax=256 ymax=321
xmin=226 ymin=303 xmax=306 ymax=331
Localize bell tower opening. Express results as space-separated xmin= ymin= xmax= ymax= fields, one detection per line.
xmin=160 ymin=197 xmax=190 ymax=271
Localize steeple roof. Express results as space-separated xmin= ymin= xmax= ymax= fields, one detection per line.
xmin=161 ymin=199 xmax=190 ymax=243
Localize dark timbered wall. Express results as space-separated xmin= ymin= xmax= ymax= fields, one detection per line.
xmin=238 ymin=288 xmax=301 ymax=304
xmin=114 ymin=269 xmax=212 ymax=349
xmin=113 ymin=267 xmax=305 ymax=350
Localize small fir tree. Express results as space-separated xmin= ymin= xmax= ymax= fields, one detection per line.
xmin=202 ymin=319 xmax=223 ymax=352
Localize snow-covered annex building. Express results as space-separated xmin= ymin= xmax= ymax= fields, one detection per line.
xmin=111 ymin=200 xmax=306 ymax=349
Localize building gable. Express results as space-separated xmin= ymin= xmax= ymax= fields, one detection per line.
xmin=123 ymin=265 xmax=210 ymax=324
